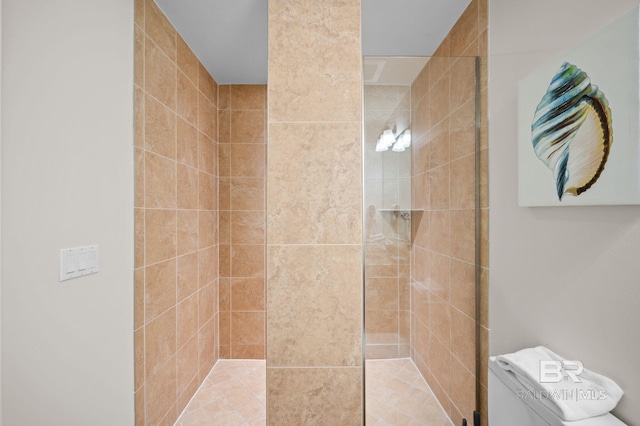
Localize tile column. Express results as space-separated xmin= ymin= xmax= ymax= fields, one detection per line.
xmin=266 ymin=1 xmax=364 ymax=424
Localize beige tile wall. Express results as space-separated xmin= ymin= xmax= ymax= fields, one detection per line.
xmin=266 ymin=0 xmax=363 ymax=424
xmin=218 ymin=85 xmax=267 ymax=360
xmin=409 ymin=0 xmax=489 ymax=425
xmin=364 ymin=85 xmax=412 ymax=359
xmin=134 ymin=0 xmax=219 ymax=424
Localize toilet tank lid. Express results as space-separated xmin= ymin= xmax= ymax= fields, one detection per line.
xmin=489 ymin=357 xmax=627 ymax=426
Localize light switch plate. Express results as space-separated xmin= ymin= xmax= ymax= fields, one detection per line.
xmin=60 ymin=245 xmax=99 ymax=282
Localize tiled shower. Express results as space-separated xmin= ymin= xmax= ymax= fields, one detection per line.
xmin=135 ymin=0 xmax=488 ymax=424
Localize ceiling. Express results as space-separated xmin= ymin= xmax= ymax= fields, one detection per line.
xmin=154 ymin=0 xmax=471 ymax=85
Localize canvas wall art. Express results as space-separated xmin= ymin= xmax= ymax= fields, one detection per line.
xmin=518 ymin=6 xmax=640 ymax=206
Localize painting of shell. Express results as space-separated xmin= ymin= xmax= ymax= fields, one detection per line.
xmin=518 ymin=5 xmax=640 ymax=206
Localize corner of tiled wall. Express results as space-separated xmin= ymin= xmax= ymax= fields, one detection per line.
xmin=134 ymin=0 xmax=220 ymax=424
xmin=409 ymin=0 xmax=489 ymax=425
xmin=218 ymin=84 xmax=268 ymax=360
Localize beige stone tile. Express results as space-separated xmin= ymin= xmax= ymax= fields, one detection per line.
xmin=413 ymin=96 xmax=430 ymax=141
xmin=135 ymin=386 xmax=145 ymax=426
xmin=198 ymin=246 xmax=216 ymax=287
xmin=176 ymin=210 xmax=197 ymax=256
xmin=412 ymin=171 xmax=430 ymax=212
xmin=198 ymin=63 xmax=216 ymax=105
xmin=430 ymin=165 xmax=450 ymax=211
xmin=230 ymin=178 xmax=264 ymax=211
xmin=413 ymin=281 xmax=430 ymax=329
xmin=134 ymin=268 xmax=144 ymax=330
xmin=399 ymin=278 xmax=410 ymax=311
xmin=198 ymin=93 xmax=214 ymax=139
xmin=365 ymin=277 xmax=398 ymax=311
xmin=231 ymin=312 xmax=265 ymax=346
xmin=219 ymin=312 xmax=230 ymax=347
xmin=218 ymin=211 xmax=230 ymax=246
xmin=231 ymin=344 xmax=265 ymax=360
xmin=145 ymin=259 xmax=176 ymax=322
xmin=412 ymin=246 xmax=429 ymax=286
xmin=365 ymin=344 xmax=398 ymax=359
xmin=198 ymin=171 xmax=215 ymax=210
xmin=219 ymin=245 xmax=230 ymax=277
xmin=177 ymin=252 xmax=198 ymax=302
xmin=412 ymin=64 xmax=429 ymax=107
xmin=134 ymin=148 xmax=144 ymax=208
xmin=146 ymin=355 xmax=177 ymax=426
xmin=449 ymin=0 xmax=478 ymax=57
xmin=267 ymin=367 xmax=362 ymax=425
xmin=177 ymin=118 xmax=198 ymax=168
xmin=199 ymin=283 xmax=216 ymax=326
xmin=144 ymin=37 xmax=176 ymax=110
xmin=365 ymin=310 xmax=398 ymax=345
xmin=176 ymin=335 xmax=199 ymax=405
xmin=450 ymin=356 xmax=476 ymax=420
xmin=135 ymin=208 xmax=144 ymax=268
xmin=451 ymin=57 xmax=477 ymax=112
xmin=176 ymin=164 xmax=198 ymax=210
xmin=219 ymin=278 xmax=230 ymax=312
xmin=219 ymin=85 xmax=231 ymax=110
xmin=198 ymin=210 xmax=215 ymax=249
xmin=268 ymin=122 xmax=361 ymax=244
xmin=144 ymin=0 xmax=176 ymax=60
xmin=231 ymin=111 xmax=265 ymax=143
xmin=231 ymin=211 xmax=265 ymax=245
xmin=429 ymin=71 xmax=450 ymax=127
xmin=429 ymin=332 xmax=451 ymax=396
xmin=219 ymin=178 xmax=231 ymax=211
xmin=198 ymin=133 xmax=215 ymax=174
xmin=177 ymin=294 xmax=198 ymax=349
xmin=231 ymin=277 xmax=265 ymax=311
xmin=145 ymin=94 xmax=176 ymax=159
xmin=267 ymin=245 xmax=361 ymax=366
xmin=231 ymin=85 xmax=267 ymax=110
xmin=134 ymin=0 xmax=144 ymax=29
xmin=177 ymin=71 xmax=198 ymax=126
xmin=430 ymin=295 xmax=451 ymax=350
xmin=450 ymin=258 xmax=475 ymax=319
xmin=230 ymin=144 xmax=265 ymax=177
xmin=268 ymin=0 xmax=361 ymax=122
xmin=231 ymin=244 xmax=264 ymax=279
xmin=451 ymin=308 xmax=476 ymax=375
xmin=429 ymin=57 xmax=450 ymax=90
xmin=450 ymin=154 xmax=475 ymax=210
xmin=450 ymin=209 xmax=475 ymax=263
xmin=177 ymin=35 xmax=199 ymax=85
xmin=145 ymin=209 xmax=176 ymax=265
xmin=198 ymin=318 xmax=216 ymax=373
xmin=218 ymin=109 xmax=231 ymax=143
xmin=429 ymin=118 xmax=450 ymax=169
xmin=134 ymin=26 xmax=144 ymax=89
xmin=134 ymin=327 xmax=144 ymax=391
xmin=449 ymin=98 xmax=476 ymax=161
xmin=430 ymin=252 xmax=450 ymax=302
xmin=430 ymin=210 xmax=450 ymax=257
xmin=134 ymin=87 xmax=144 ymax=148
xmin=145 ymin=152 xmax=176 ymax=209
xmin=145 ymin=308 xmax=176 ymax=379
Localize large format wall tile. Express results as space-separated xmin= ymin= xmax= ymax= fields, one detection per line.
xmin=267 ymin=367 xmax=362 ymax=426
xmin=267 ymin=245 xmax=362 ymax=367
xmin=267 ymin=122 xmax=362 ymax=245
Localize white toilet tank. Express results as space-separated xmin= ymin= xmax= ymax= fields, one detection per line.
xmin=489 ymin=358 xmax=626 ymax=426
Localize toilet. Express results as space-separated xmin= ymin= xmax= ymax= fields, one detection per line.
xmin=489 ymin=358 xmax=626 ymax=426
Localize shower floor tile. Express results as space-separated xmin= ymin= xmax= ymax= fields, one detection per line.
xmin=366 ymin=358 xmax=453 ymax=425
xmin=176 ymin=360 xmax=266 ymax=426
xmin=176 ymin=358 xmax=451 ymax=425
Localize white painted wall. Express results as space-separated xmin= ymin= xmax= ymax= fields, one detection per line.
xmin=1 ymin=0 xmax=134 ymax=424
xmin=489 ymin=0 xmax=640 ymax=422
